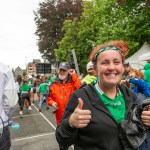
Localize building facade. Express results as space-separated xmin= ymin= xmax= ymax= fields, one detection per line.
xmin=26 ymin=59 xmax=41 ymax=76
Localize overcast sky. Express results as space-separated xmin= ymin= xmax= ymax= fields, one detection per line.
xmin=0 ymin=0 xmax=44 ymax=69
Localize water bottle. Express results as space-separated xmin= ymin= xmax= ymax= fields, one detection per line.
xmin=8 ymin=121 xmax=20 ymax=132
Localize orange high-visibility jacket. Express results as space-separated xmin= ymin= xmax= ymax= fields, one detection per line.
xmin=48 ymin=73 xmax=81 ymax=125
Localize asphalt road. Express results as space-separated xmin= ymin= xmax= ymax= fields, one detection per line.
xmin=10 ymin=94 xmax=73 ymax=150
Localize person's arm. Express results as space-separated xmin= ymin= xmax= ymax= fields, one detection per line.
xmin=48 ymin=84 xmax=58 ymax=109
xmin=15 ymin=82 xmax=19 ymax=93
xmin=38 ymin=84 xmax=42 ymax=93
xmin=129 ymin=78 xmax=140 ymax=86
xmin=19 ymin=85 xmax=22 ymax=93
xmin=46 ymin=84 xmax=49 ymax=94
xmin=69 ymin=69 xmax=81 ymax=90
xmin=1 ymin=67 xmax=18 ymax=118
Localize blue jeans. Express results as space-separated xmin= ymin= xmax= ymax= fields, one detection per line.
xmin=38 ymin=93 xmax=49 ymax=109
xmin=0 ymin=126 xmax=11 ymax=150
xmin=139 ymin=130 xmax=150 ymax=150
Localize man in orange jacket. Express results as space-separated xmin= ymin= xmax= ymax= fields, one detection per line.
xmin=48 ymin=62 xmax=81 ymax=150
xmin=48 ymin=62 xmax=81 ymax=124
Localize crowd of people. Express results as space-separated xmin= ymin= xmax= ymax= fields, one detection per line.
xmin=1 ymin=40 xmax=150 ymax=150
xmin=15 ymin=72 xmax=57 ymax=117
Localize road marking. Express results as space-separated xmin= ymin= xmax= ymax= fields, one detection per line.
xmin=12 ymin=113 xmax=39 ymax=119
xmin=33 ymin=104 xmax=74 ymax=149
xmin=12 ymin=102 xmax=74 ymax=149
xmin=33 ymin=105 xmax=56 ymax=130
xmin=12 ymin=132 xmax=55 ymax=142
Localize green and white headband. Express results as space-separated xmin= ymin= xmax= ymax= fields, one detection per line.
xmin=93 ymin=46 xmax=123 ymax=61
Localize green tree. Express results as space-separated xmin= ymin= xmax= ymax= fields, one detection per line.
xmin=56 ymin=0 xmax=150 ymax=74
xmin=34 ymin=0 xmax=83 ymax=63
xmin=55 ymin=1 xmax=96 ymax=74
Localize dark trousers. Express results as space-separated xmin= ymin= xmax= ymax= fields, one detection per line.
xmin=20 ymin=93 xmax=31 ymax=111
xmin=0 ymin=126 xmax=11 ymax=150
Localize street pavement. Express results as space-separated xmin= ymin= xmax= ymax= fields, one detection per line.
xmin=10 ymin=94 xmax=73 ymax=150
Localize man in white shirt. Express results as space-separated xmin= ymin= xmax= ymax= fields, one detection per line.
xmin=0 ymin=61 xmax=18 ymax=150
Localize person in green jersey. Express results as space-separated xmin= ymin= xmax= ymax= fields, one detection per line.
xmin=120 ymin=61 xmax=132 ymax=88
xmin=38 ymin=76 xmax=49 ymax=112
xmin=19 ymin=79 xmax=32 ymax=117
xmin=56 ymin=40 xmax=150 ymax=150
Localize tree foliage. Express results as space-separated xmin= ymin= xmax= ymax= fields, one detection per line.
xmin=34 ymin=0 xmax=83 ymax=63
xmin=55 ymin=0 xmax=150 ymax=74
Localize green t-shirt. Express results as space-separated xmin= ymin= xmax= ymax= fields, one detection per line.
xmin=39 ymin=83 xmax=49 ymax=93
xmin=94 ymin=83 xmax=126 ymax=123
xmin=20 ymin=84 xmax=31 ymax=93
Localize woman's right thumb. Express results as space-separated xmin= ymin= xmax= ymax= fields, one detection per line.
xmin=77 ymin=98 xmax=83 ymax=110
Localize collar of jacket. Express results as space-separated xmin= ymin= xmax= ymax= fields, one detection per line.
xmin=54 ymin=74 xmax=72 ymax=84
xmin=86 ymin=84 xmax=118 ymax=124
xmin=84 ymin=84 xmax=135 ymax=124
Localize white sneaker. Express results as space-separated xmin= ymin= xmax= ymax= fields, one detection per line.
xmin=28 ymin=106 xmax=32 ymax=111
xmin=19 ymin=111 xmax=23 ymax=115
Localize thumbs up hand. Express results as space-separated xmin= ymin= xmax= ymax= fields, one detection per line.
xmin=69 ymin=98 xmax=92 ymax=128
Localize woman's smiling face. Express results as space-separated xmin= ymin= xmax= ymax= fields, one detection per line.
xmin=95 ymin=50 xmax=124 ymax=87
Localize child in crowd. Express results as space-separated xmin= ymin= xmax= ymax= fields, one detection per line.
xmin=38 ymin=76 xmax=49 ymax=112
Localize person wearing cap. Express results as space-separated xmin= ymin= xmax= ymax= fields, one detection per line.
xmin=120 ymin=61 xmax=132 ymax=88
xmin=81 ymin=61 xmax=97 ymax=84
xmin=48 ymin=62 xmax=81 ymax=150
xmin=56 ymin=40 xmax=150 ymax=150
xmin=48 ymin=62 xmax=81 ymax=124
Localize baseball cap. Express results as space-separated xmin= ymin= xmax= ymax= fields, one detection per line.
xmin=59 ymin=62 xmax=70 ymax=70
xmin=86 ymin=61 xmax=94 ymax=71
